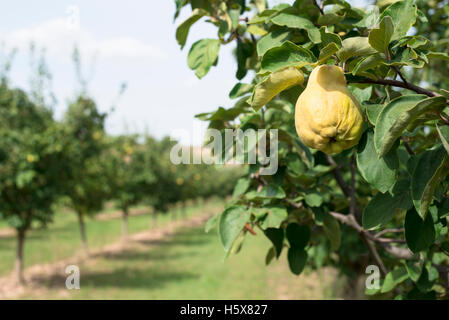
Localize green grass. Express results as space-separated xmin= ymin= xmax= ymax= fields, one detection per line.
xmin=0 ymin=200 xmax=220 ymax=277
xmin=2 ymin=198 xmax=344 ymax=299
xmin=16 ymin=223 xmax=343 ymax=299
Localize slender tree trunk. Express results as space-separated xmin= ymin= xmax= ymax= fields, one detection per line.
xmin=77 ymin=211 xmax=88 ymax=256
xmin=181 ymin=202 xmax=187 ymax=219
xmin=172 ymin=204 xmax=178 ymax=221
xmin=122 ymin=206 xmax=129 ymax=240
xmin=151 ymin=211 xmax=157 ymax=229
xmin=15 ymin=228 xmax=26 ymax=285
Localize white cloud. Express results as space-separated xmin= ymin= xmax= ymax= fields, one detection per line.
xmin=0 ymin=18 xmax=165 ymax=62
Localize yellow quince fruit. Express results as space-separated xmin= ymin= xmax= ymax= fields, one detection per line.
xmin=295 ymin=65 xmax=364 ymax=154
xmin=26 ymin=154 xmax=36 ymax=163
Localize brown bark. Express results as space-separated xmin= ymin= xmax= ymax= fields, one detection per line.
xmin=122 ymin=206 xmax=129 ymax=240
xmin=77 ymin=211 xmax=88 ymax=256
xmin=15 ymin=228 xmax=26 ymax=285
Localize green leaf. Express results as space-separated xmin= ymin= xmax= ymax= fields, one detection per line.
xmin=286 ymin=223 xmax=310 ymax=249
xmin=253 ymin=0 xmax=266 ymax=12
xmin=229 ymin=83 xmax=254 ymax=100
xmin=15 ymin=170 xmax=35 ymax=188
xmin=379 ymin=0 xmax=417 ymax=41
xmin=436 ymin=125 xmax=449 ymax=155
xmin=205 ymin=213 xmax=219 ymax=233
xmin=388 ymin=47 xmax=424 ymax=68
xmin=318 ymin=27 xmax=342 ymax=48
xmin=287 ymin=247 xmax=307 ymax=275
xmin=260 ymin=41 xmax=315 ymax=73
xmin=354 ymin=6 xmax=379 ymax=28
xmin=412 ymin=147 xmax=449 ymax=218
xmin=270 ymin=13 xmax=321 ymax=44
xmin=187 ymin=39 xmax=220 ymax=78
xmin=416 ymin=265 xmax=438 ymax=292
xmin=175 ymin=9 xmax=206 ymax=49
xmin=404 ymin=209 xmax=435 ymax=254
xmin=349 ymin=85 xmax=372 ymax=103
xmin=323 ymin=213 xmax=341 ymax=251
xmin=246 ymin=184 xmax=286 ymax=199
xmin=368 ymin=16 xmax=394 ymax=53
xmin=265 ymin=246 xmax=276 ymax=265
xmin=232 ymin=178 xmax=250 ymax=199
xmin=260 ymin=206 xmax=288 ymax=229
xmin=318 ymin=12 xmax=345 ymax=26
xmin=426 ymin=52 xmax=449 ymax=61
xmin=247 ymin=24 xmax=267 ymax=36
xmin=249 ymin=66 xmax=304 ymax=111
xmin=256 ymin=29 xmax=291 ymax=57
xmin=405 ymin=261 xmax=421 ymax=282
xmin=219 ymin=205 xmax=250 ymax=252
xmin=336 ymin=37 xmax=377 ymax=62
xmin=264 ymin=227 xmax=284 ymax=258
xmin=318 ymin=42 xmax=339 ymax=63
xmin=352 ymin=53 xmax=385 ymax=75
xmin=236 ymin=40 xmax=254 ymax=80
xmin=363 ymin=179 xmax=412 ymax=230
xmin=304 ymin=191 xmax=323 ymax=207
xmin=381 ymin=266 xmax=409 ymax=293
xmin=357 ymin=129 xmax=398 ymax=193
xmin=374 ymin=95 xmax=446 ymax=158
xmin=364 ymin=104 xmax=383 ymax=125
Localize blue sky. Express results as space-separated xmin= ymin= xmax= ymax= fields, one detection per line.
xmin=0 ymin=0 xmax=365 ymax=145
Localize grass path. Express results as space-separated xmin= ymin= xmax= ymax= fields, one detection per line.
xmin=1 ymin=210 xmax=344 ymax=299
xmin=0 ymin=200 xmax=219 ymax=277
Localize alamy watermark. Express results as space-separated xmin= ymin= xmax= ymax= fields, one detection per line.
xmin=365 ymin=265 xmax=380 ymax=290
xmin=66 ymin=5 xmax=80 ymax=30
xmin=170 ymin=127 xmax=279 ymax=175
xmin=65 ymin=265 xmax=80 ymax=290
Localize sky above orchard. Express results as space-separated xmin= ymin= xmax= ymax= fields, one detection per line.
xmin=0 ymin=0 xmax=366 ymax=145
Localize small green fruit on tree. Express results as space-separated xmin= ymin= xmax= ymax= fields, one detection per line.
xmin=0 ymin=83 xmax=66 ymax=283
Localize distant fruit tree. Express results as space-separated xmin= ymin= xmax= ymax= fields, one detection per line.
xmin=174 ymin=0 xmax=449 ymax=298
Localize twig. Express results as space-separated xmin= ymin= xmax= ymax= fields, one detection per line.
xmin=285 ymin=199 xmax=302 ymax=209
xmin=244 ymin=223 xmax=257 ymax=235
xmin=349 ymin=154 xmax=357 ymax=218
xmin=362 ymin=237 xmax=388 ymax=276
xmin=375 ymin=228 xmax=404 ymax=238
xmin=350 ymin=78 xmax=444 ymax=101
xmin=393 ymin=66 xmax=409 ymax=86
xmin=439 ymin=113 xmax=449 ymax=126
xmin=329 ymin=211 xmax=412 ymax=258
xmin=401 ymin=137 xmax=415 ymax=156
xmin=313 ymin=0 xmax=324 ymax=14
xmin=325 ymin=155 xmax=351 ymax=197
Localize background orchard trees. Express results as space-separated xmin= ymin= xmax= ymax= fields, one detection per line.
xmin=0 ymin=82 xmax=65 ymax=283
xmin=62 ymin=96 xmax=108 ymax=255
xmin=104 ymin=134 xmax=155 ymax=239
xmin=174 ymin=0 xmax=449 ymax=298
xmin=142 ymin=136 xmax=182 ymax=221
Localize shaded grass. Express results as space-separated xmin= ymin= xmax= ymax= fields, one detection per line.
xmin=18 ymin=225 xmax=343 ymax=299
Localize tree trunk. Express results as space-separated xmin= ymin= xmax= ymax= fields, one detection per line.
xmin=77 ymin=211 xmax=88 ymax=256
xmin=122 ymin=207 xmax=129 ymax=240
xmin=181 ymin=202 xmax=187 ymax=219
xmin=172 ymin=205 xmax=177 ymax=221
xmin=151 ymin=212 xmax=157 ymax=229
xmin=15 ymin=228 xmax=26 ymax=285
